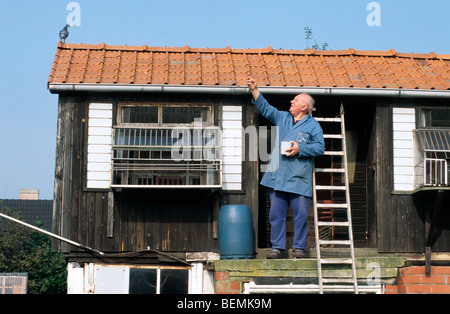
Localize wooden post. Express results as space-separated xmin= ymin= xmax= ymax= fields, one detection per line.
xmin=425 ymin=189 xmax=445 ymax=274
xmin=107 ymin=191 xmax=114 ymax=238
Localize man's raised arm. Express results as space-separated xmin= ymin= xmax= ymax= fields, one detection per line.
xmin=247 ymin=76 xmax=260 ymax=101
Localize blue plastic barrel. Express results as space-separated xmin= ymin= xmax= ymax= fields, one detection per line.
xmin=218 ymin=205 xmax=253 ymax=259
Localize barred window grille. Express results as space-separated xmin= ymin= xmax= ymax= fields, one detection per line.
xmin=112 ymin=104 xmax=222 ymax=188
xmin=414 ymin=129 xmax=450 ymax=187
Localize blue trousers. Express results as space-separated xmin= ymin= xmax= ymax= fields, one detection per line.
xmin=269 ymin=189 xmax=310 ymax=250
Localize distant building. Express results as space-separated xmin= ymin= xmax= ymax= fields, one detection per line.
xmin=1 ymin=189 xmax=53 ymax=231
xmin=19 ymin=189 xmax=39 ymax=200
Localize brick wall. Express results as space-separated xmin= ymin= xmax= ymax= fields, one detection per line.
xmin=214 ymin=266 xmax=450 ymax=294
xmin=214 ymin=271 xmax=242 ymax=294
xmin=386 ymin=266 xmax=450 ymax=294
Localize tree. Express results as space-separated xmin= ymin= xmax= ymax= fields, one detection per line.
xmin=304 ymin=27 xmax=329 ymax=51
xmin=0 ymin=203 xmax=67 ymax=294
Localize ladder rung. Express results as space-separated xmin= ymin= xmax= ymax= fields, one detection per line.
xmin=314 ymin=168 xmax=345 ymax=173
xmin=323 ymin=134 xmax=344 ymax=139
xmin=317 ymin=221 xmax=350 ymax=227
xmin=315 ymin=117 xmax=342 ymax=122
xmin=323 ymin=278 xmax=356 ymax=284
xmin=315 ymin=185 xmax=346 ymax=190
xmin=319 ymin=240 xmax=351 ymax=246
xmin=322 ymin=278 xmax=356 ymax=284
xmin=323 ymin=286 xmax=356 ymax=293
xmin=320 ymin=258 xmax=353 ymax=264
xmin=316 ymin=203 xmax=348 ymax=208
xmin=322 ymin=284 xmax=357 ymax=290
xmin=323 ymin=151 xmax=345 ymax=156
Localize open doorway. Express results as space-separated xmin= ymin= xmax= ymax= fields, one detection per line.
xmin=256 ymin=94 xmax=376 ymax=250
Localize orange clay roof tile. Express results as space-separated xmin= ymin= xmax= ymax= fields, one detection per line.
xmin=48 ymin=42 xmax=450 ymax=91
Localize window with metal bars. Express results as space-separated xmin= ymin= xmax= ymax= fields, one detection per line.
xmin=414 ymin=111 xmax=450 ymax=187
xmin=422 ymin=152 xmax=449 ymax=186
xmin=112 ymin=103 xmax=222 ymax=188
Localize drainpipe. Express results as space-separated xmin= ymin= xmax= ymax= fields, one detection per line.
xmin=48 ymin=83 xmax=450 ymax=99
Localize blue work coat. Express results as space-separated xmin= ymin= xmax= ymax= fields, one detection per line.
xmin=253 ymin=94 xmax=325 ymax=197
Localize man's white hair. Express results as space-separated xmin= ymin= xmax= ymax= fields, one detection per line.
xmin=300 ymin=93 xmax=315 ymax=112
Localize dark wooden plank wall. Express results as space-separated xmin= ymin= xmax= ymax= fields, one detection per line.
xmin=52 ymin=94 xmax=259 ymax=253
xmin=374 ymin=103 xmax=415 ymax=252
xmin=339 ymin=102 xmax=373 ymax=248
xmin=52 ymin=94 xmax=449 ymax=254
xmin=113 ymin=190 xmax=215 ymax=252
xmin=52 ymin=95 xmax=112 ymax=252
xmin=374 ymin=102 xmax=450 ymax=253
xmin=349 ymin=137 xmax=368 ymax=248
xmin=52 ymin=95 xmax=87 ymax=252
xmin=414 ymin=190 xmax=450 ymax=252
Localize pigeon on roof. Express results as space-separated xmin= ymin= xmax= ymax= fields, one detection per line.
xmin=59 ymin=24 xmax=69 ymax=43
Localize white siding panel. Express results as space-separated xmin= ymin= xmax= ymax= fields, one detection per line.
xmin=394 ymin=183 xmax=415 ymax=191
xmin=392 ymin=121 xmax=415 ymax=130
xmin=393 ymin=130 xmax=413 ymax=140
xmin=394 ymin=166 xmax=414 ymax=175
xmin=88 ymin=144 xmax=112 ymax=154
xmin=394 ymin=157 xmax=413 ymax=166
xmin=88 ymin=118 xmax=113 ymax=127
xmin=222 ymin=120 xmax=242 ymax=129
xmin=88 ymin=153 xmax=112 ymax=163
xmin=222 ymin=183 xmax=242 ymax=190
xmin=88 ymin=127 xmax=112 ymax=136
xmin=89 ymin=109 xmax=113 ymax=119
xmin=222 ymin=128 xmax=242 ymax=138
xmin=88 ymin=162 xmax=111 ymax=172
xmin=394 ymin=174 xmax=414 ymax=184
xmin=223 ymin=164 xmax=242 ymax=174
xmin=394 ymin=149 xmax=414 ymax=158
xmin=223 ymin=138 xmax=242 ymax=147
xmin=90 ymin=103 xmax=114 ymax=110
xmin=88 ymin=135 xmax=112 ymax=145
xmin=223 ymin=174 xmax=241 ymax=183
xmin=393 ymin=140 xmax=413 ymax=150
xmin=222 ymin=111 xmax=242 ymax=121
xmin=223 ymin=106 xmax=243 ymax=113
xmin=222 ymin=106 xmax=242 ymax=190
xmin=392 ymin=108 xmax=415 ymax=121
xmin=223 ymin=145 xmax=242 ymax=156
xmin=87 ymin=171 xmax=111 ymax=181
xmin=223 ymin=155 xmax=242 ymax=165
xmin=87 ymin=180 xmax=111 ymax=189
xmin=392 ymin=107 xmax=415 ymax=191
xmin=87 ymin=103 xmax=113 ymax=189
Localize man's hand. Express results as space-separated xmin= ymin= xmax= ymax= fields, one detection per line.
xmin=247 ymin=76 xmax=257 ymax=91
xmin=285 ymin=141 xmax=299 ymax=157
xmin=247 ymin=75 xmax=260 ymax=101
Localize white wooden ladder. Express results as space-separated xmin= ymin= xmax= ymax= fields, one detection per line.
xmin=313 ymin=105 xmax=359 ymax=294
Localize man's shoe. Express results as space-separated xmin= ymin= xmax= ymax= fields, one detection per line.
xmin=293 ymin=249 xmax=305 ymax=259
xmin=266 ymin=250 xmax=282 ymax=259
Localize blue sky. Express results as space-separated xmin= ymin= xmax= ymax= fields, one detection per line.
xmin=0 ymin=0 xmax=449 ymax=199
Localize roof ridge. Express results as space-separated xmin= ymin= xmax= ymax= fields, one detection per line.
xmin=56 ymin=43 xmax=450 ymax=59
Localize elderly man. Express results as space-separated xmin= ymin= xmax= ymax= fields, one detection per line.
xmin=247 ymin=76 xmax=325 ymax=259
